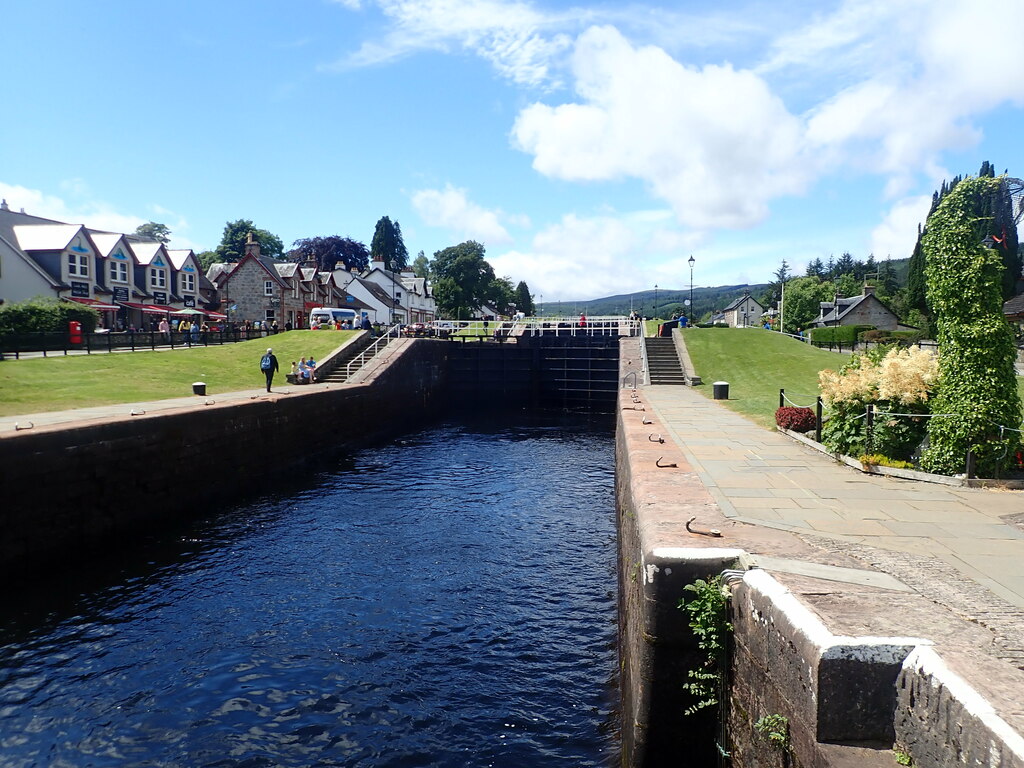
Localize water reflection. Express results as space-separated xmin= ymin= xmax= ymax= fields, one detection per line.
xmin=0 ymin=412 xmax=618 ymax=767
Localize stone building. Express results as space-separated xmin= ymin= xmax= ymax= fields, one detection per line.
xmin=722 ymin=293 xmax=764 ymax=327
xmin=814 ymin=284 xmax=899 ymax=330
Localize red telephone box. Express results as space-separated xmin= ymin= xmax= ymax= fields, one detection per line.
xmin=68 ymin=320 xmax=83 ymax=345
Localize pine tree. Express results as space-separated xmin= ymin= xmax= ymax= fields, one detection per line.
xmin=370 ymin=216 xmax=409 ymax=272
xmin=805 ymin=257 xmax=825 ymax=279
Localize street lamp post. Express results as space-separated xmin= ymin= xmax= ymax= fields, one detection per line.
xmin=688 ymin=255 xmax=695 ymax=322
xmin=654 ymin=284 xmax=659 ymax=320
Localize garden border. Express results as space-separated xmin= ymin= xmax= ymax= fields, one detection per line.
xmin=777 ymin=427 xmax=1024 ymax=490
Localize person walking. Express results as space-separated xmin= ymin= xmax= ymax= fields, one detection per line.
xmin=260 ymin=347 xmax=279 ymax=392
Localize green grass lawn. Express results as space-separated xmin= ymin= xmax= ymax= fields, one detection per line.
xmin=682 ymin=327 xmax=1024 ymax=429
xmin=681 ymin=327 xmax=854 ymax=428
xmin=0 ymin=331 xmax=357 ymax=417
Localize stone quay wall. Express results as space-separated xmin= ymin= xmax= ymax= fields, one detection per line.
xmin=0 ymin=339 xmax=450 ymax=575
xmin=614 ymin=338 xmax=1024 ymax=768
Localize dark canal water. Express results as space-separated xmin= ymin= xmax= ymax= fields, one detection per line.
xmin=0 ymin=413 xmax=618 ymax=767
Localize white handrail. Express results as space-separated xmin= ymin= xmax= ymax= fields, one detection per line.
xmin=345 ymin=324 xmax=402 ymax=380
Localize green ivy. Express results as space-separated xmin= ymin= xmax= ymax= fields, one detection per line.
xmin=921 ymin=176 xmax=1022 ymax=476
xmin=678 ymin=576 xmax=732 ymax=716
xmin=754 ymin=713 xmax=790 ymax=752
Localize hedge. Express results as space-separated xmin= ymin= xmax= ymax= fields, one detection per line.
xmin=809 ymin=324 xmax=874 ymax=344
xmin=0 ymin=297 xmax=100 ymax=334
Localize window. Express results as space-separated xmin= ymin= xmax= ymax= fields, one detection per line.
xmin=152 ymin=269 xmax=166 ymax=289
xmin=181 ymin=273 xmax=195 ymax=293
xmin=110 ymin=261 xmax=128 ymax=283
xmin=68 ymin=253 xmax=89 ymax=277
xmin=265 ymin=309 xmax=275 ymax=321
xmin=264 ymin=281 xmax=274 ymax=296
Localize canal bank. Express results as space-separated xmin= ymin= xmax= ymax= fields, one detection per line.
xmin=617 ymin=333 xmax=1024 ymax=768
xmin=4 ymin=332 xmax=1024 ymax=768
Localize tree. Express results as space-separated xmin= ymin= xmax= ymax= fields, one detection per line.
xmin=412 ymin=250 xmax=429 ymax=278
xmin=761 ymin=259 xmax=790 ymax=309
xmin=780 ymin=276 xmax=833 ymax=333
xmin=905 ymin=228 xmax=928 ymax=316
xmin=490 ymin=277 xmax=517 ymax=314
xmin=215 ymin=219 xmax=284 ymax=262
xmin=370 ymin=216 xmax=409 ymax=272
xmin=196 ymin=250 xmax=219 ymax=272
xmin=921 ymin=175 xmax=1021 ymax=476
xmin=515 ymin=280 xmax=535 ymax=315
xmin=834 ymin=252 xmax=855 ymax=277
xmin=430 ymin=241 xmax=496 ymax=319
xmin=134 ymin=221 xmax=171 ymax=244
xmin=805 ymin=257 xmax=825 ymax=279
xmin=288 ymin=236 xmax=369 ymax=272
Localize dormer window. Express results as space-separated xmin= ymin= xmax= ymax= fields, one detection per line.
xmin=152 ymin=268 xmax=166 ymax=289
xmin=110 ymin=261 xmax=128 ymax=283
xmin=181 ymin=273 xmax=195 ymax=293
xmin=68 ymin=253 xmax=89 ymax=277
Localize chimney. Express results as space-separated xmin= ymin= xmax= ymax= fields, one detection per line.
xmin=0 ymin=199 xmax=8 ymax=211
xmin=371 ymin=259 xmax=386 ymax=272
xmin=863 ymin=283 xmax=875 ymax=296
xmin=244 ymin=232 xmax=261 ymax=258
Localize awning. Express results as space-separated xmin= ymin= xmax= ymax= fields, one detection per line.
xmin=170 ymin=308 xmax=206 ymax=316
xmin=119 ymin=302 xmax=174 ymax=315
xmin=206 ymin=311 xmax=227 ymax=320
xmin=65 ymin=297 xmax=120 ymax=311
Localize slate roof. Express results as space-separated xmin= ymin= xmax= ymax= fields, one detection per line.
xmin=1004 ymin=293 xmax=1024 ymax=318
xmin=722 ymin=294 xmax=763 ymax=312
xmin=352 ymin=276 xmax=399 ymax=308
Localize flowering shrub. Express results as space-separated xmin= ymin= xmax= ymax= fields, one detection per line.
xmin=818 ymin=346 xmax=937 ymax=460
xmin=775 ymin=407 xmax=816 ymax=432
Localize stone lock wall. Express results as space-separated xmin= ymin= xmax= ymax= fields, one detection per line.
xmin=0 ymin=340 xmax=450 ymax=575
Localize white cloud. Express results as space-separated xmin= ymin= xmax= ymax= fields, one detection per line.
xmin=0 ymin=181 xmax=201 ymax=251
xmin=870 ymin=194 xmax=931 ymax=261
xmin=326 ymin=0 xmax=573 ymax=87
xmin=513 ymin=26 xmax=812 ymax=231
xmin=488 ymin=211 xmax=701 ymax=299
xmin=411 ymin=184 xmax=518 ymax=244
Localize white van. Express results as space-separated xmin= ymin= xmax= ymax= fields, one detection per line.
xmin=309 ymin=307 xmax=359 ymax=328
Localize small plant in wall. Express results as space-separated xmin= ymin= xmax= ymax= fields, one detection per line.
xmin=754 ymin=713 xmax=791 ymax=752
xmin=678 ymin=576 xmax=732 ymax=716
xmin=893 ymin=747 xmax=913 ymax=766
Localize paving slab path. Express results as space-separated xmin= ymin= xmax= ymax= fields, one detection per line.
xmin=642 ymin=384 xmax=1024 ymax=670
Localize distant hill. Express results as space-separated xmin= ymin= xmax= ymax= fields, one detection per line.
xmin=546 ymin=256 xmax=912 ymax=319
xmin=557 ymin=284 xmax=769 ymax=319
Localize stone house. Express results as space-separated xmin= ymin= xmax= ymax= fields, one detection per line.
xmin=208 ymin=235 xmax=294 ymax=328
xmin=814 ymin=284 xmax=899 ymax=330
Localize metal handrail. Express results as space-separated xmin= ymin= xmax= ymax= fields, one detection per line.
xmin=345 ymin=324 xmax=402 ymax=380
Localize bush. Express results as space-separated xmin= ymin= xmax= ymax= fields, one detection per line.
xmin=859 ymin=454 xmax=916 ymax=470
xmin=775 ymin=406 xmax=816 ymax=432
xmin=861 ymin=329 xmax=927 ymax=345
xmin=0 ymin=296 xmax=99 ymax=334
xmin=810 ymin=324 xmax=874 ymax=345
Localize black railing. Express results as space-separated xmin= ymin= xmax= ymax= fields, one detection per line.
xmin=0 ymin=328 xmax=281 ymax=359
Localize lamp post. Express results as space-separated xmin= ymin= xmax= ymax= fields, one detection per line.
xmin=688 ymin=255 xmax=695 ymax=322
xmin=654 ymin=283 xmax=659 ymax=320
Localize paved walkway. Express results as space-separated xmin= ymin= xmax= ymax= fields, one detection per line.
xmin=643 ymin=383 xmax=1024 ymax=613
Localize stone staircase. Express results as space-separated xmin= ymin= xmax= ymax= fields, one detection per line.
xmin=644 ymin=336 xmax=687 ymax=385
xmin=314 ymin=333 xmax=379 ymax=385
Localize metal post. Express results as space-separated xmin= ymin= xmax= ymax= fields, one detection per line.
xmin=779 ymin=388 xmax=785 ymax=409
xmin=865 ymin=403 xmax=875 ymax=454
xmin=816 ymin=397 xmax=823 ymax=443
xmin=965 ymin=450 xmax=976 ymax=479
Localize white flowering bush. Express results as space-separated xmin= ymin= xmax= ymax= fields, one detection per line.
xmin=819 ymin=346 xmax=937 ymax=459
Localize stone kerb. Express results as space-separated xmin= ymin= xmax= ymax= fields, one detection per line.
xmin=896 ymin=646 xmax=1024 ymax=768
xmin=733 ymin=569 xmax=927 ymax=744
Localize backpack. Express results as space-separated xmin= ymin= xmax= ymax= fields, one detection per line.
xmin=260 ymin=353 xmax=273 ymax=371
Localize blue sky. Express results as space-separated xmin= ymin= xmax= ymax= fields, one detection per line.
xmin=2 ymin=0 xmax=1023 ymax=302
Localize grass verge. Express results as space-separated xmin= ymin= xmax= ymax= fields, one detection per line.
xmin=681 ymin=328 xmax=853 ymax=429
xmin=0 ymin=331 xmax=357 ymax=417
xmin=683 ymin=327 xmax=1024 ymax=430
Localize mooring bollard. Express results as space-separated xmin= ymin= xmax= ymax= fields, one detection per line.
xmin=192 ymin=381 xmax=206 ymax=396
xmin=713 ymin=381 xmax=729 ymax=400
